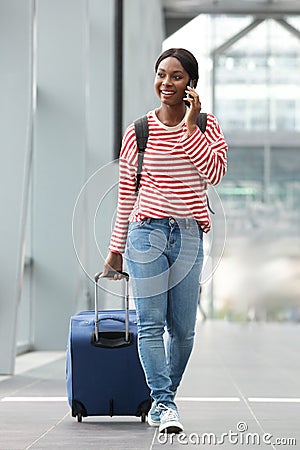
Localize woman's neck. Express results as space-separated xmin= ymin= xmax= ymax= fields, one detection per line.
xmin=155 ymin=104 xmax=186 ymax=127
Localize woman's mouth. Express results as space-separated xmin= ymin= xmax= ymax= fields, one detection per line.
xmin=161 ymin=90 xmax=175 ymax=98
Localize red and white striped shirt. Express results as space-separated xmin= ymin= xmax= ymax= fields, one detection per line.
xmin=109 ymin=110 xmax=228 ymax=254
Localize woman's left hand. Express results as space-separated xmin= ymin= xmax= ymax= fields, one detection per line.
xmin=184 ymin=86 xmax=202 ymax=135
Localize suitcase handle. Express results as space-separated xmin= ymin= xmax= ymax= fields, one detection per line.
xmin=91 ymin=331 xmax=133 ymax=349
xmin=97 ymin=315 xmax=133 ymax=323
xmin=94 ymin=271 xmax=129 ymax=283
xmin=94 ymin=270 xmax=130 ymax=343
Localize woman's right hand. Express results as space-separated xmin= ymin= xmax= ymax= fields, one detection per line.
xmin=101 ymin=251 xmax=123 ymax=280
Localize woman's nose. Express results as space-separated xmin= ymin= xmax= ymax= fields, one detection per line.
xmin=162 ymin=77 xmax=172 ymax=86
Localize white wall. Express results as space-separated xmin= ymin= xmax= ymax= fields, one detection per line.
xmin=0 ymin=0 xmax=32 ymax=374
xmin=0 ymin=0 xmax=165 ymax=369
xmin=123 ymin=0 xmax=165 ymax=126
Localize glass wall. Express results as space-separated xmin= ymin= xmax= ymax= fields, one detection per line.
xmin=215 ymin=18 xmax=300 ymax=131
xmin=164 ymin=14 xmax=300 ymax=322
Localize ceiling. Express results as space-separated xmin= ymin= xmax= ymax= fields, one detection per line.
xmin=162 ymin=0 xmax=300 ymax=18
xmin=162 ymin=0 xmax=300 ymax=37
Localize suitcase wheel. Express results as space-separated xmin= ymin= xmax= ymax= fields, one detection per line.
xmin=77 ymin=413 xmax=83 ymax=423
xmin=141 ymin=412 xmax=146 ymax=423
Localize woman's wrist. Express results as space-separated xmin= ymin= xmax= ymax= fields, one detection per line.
xmin=109 ymin=249 xmax=121 ymax=255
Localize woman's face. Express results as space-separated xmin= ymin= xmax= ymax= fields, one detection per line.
xmin=154 ymin=56 xmax=190 ymax=106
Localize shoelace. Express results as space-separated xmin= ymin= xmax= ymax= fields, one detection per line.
xmin=156 ymin=403 xmax=178 ymax=421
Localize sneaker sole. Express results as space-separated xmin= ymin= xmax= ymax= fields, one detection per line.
xmin=148 ymin=416 xmax=160 ymax=427
xmin=159 ymin=422 xmax=183 ymax=434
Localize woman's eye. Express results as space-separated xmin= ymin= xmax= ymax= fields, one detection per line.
xmin=156 ymin=73 xmax=183 ymax=81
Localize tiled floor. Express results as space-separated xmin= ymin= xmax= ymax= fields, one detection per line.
xmin=0 ymin=321 xmax=299 ymax=449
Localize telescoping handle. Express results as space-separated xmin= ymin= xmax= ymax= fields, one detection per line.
xmin=94 ymin=271 xmax=130 ymax=343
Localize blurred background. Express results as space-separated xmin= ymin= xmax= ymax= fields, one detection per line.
xmin=163 ymin=12 xmax=300 ymax=324
xmin=0 ymin=0 xmax=299 ymax=375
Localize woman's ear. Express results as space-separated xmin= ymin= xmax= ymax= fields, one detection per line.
xmin=188 ymin=79 xmax=197 ymax=88
xmin=188 ymin=79 xmax=196 ymax=89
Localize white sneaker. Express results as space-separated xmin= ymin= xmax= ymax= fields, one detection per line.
xmin=157 ymin=404 xmax=183 ymax=434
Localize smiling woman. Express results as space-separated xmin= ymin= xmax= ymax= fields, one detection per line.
xmin=155 ymin=62 xmax=190 ymax=119
xmin=154 ymin=48 xmax=200 ymax=128
xmin=102 ymin=47 xmax=228 ymax=435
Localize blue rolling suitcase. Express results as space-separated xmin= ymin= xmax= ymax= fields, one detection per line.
xmin=66 ymin=271 xmax=151 ymax=422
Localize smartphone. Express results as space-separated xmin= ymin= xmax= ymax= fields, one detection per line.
xmin=184 ymin=79 xmax=194 ymax=107
xmin=188 ymin=79 xmax=194 ymax=98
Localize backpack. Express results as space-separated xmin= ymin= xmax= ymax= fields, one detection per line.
xmin=133 ymin=113 xmax=215 ymax=214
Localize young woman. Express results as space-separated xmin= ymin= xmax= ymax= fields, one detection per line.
xmin=102 ymin=48 xmax=228 ymax=433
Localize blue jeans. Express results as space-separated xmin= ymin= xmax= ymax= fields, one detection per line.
xmin=125 ymin=217 xmax=203 ymax=408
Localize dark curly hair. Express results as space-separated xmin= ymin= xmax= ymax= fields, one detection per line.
xmin=154 ymin=48 xmax=199 ymax=87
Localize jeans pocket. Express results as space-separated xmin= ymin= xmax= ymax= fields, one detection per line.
xmin=128 ymin=220 xmax=146 ymax=234
xmin=187 ymin=222 xmax=203 ymax=240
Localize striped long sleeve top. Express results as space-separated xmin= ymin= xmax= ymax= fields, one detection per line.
xmin=109 ymin=110 xmax=228 ymax=254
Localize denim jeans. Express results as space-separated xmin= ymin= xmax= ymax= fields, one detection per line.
xmin=125 ymin=217 xmax=203 ymax=408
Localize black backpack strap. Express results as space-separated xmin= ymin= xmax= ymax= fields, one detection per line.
xmin=196 ymin=113 xmax=215 ymax=214
xmin=134 ymin=115 xmax=149 ymax=195
xmin=196 ymin=112 xmax=207 ymax=133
